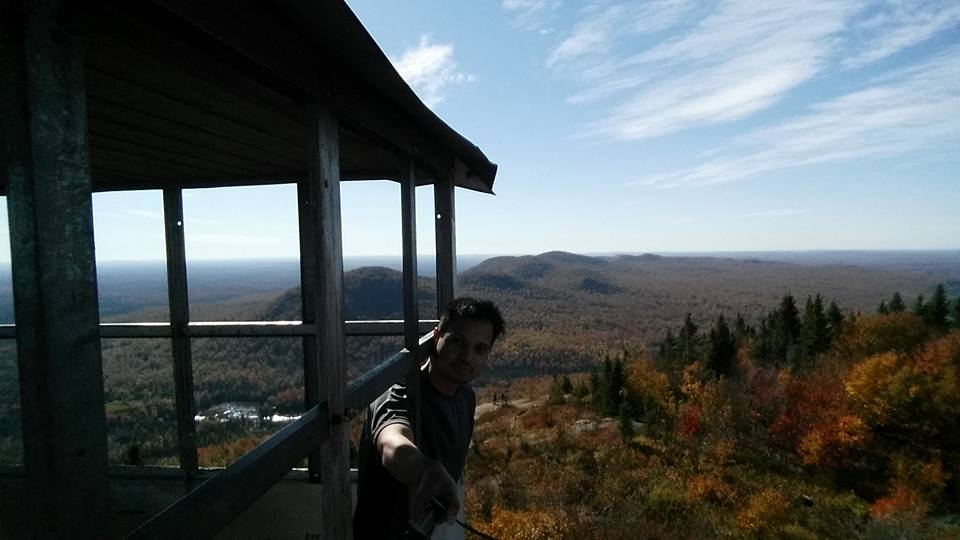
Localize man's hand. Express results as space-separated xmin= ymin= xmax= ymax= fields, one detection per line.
xmin=376 ymin=424 xmax=460 ymax=530
xmin=409 ymin=459 xmax=460 ymax=526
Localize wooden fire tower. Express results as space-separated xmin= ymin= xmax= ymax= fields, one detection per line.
xmin=0 ymin=1 xmax=497 ymax=538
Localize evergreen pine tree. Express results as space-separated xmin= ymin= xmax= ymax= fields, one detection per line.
xmin=927 ymin=284 xmax=950 ymax=331
xmin=779 ymin=294 xmax=801 ymax=342
xmin=733 ymin=313 xmax=751 ymax=342
xmin=560 ymin=374 xmax=573 ymax=394
xmin=658 ymin=330 xmax=677 ymax=363
xmin=826 ymin=300 xmax=844 ymax=342
xmin=953 ymin=298 xmax=960 ymax=329
xmin=770 ymin=294 xmax=801 ymax=365
xmin=889 ymin=292 xmax=906 ymax=312
xmin=707 ymin=315 xmax=737 ymax=376
xmin=877 ymin=301 xmax=889 ymax=315
xmin=604 ymin=359 xmax=625 ymax=416
xmin=755 ymin=317 xmax=774 ymax=366
xmin=678 ymin=313 xmax=699 ymax=365
xmin=800 ymin=294 xmax=830 ymax=363
xmin=913 ymin=294 xmax=927 ymax=321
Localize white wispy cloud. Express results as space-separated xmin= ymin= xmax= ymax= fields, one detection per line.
xmin=568 ymin=0 xmax=854 ymax=140
xmin=627 ymin=47 xmax=960 ymax=188
xmin=547 ymin=0 xmax=694 ymax=68
xmin=502 ymin=0 xmax=561 ymax=32
xmin=391 ymin=35 xmax=474 ymax=108
xmin=844 ymin=1 xmax=960 ymax=67
xmin=553 ymin=0 xmax=959 ymax=144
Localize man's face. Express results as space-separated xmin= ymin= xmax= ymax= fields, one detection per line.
xmin=432 ymin=317 xmax=495 ymax=387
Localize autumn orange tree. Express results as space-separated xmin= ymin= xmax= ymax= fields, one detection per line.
xmin=843 ymin=330 xmax=960 ymax=515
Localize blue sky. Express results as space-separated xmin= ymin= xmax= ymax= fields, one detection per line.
xmin=1 ymin=0 xmax=958 ymax=262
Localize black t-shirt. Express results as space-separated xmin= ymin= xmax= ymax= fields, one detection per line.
xmin=353 ymin=369 xmax=476 ymax=539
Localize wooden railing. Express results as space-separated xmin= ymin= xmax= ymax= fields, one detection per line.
xmin=0 ymin=320 xmax=438 ymax=339
xmin=0 ymin=322 xmax=436 ymax=537
xmin=125 ymin=332 xmax=432 ymax=539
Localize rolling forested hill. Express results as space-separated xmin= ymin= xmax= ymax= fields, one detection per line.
xmin=457 ymin=250 xmax=953 ymax=377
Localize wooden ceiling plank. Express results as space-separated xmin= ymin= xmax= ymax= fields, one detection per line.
xmin=84 ymin=31 xmax=308 ymax=144
xmin=90 ymin=134 xmax=261 ymax=177
xmin=85 ymin=68 xmax=303 ymax=161
xmin=86 ymin=96 xmax=301 ymax=169
xmin=85 ymin=8 xmax=307 ymax=123
xmin=87 ymin=118 xmax=290 ymax=174
xmin=92 ymin=149 xmax=246 ymax=181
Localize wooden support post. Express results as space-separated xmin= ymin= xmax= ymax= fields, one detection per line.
xmin=401 ymin=158 xmax=420 ymax=351
xmin=400 ymin=156 xmax=421 ymax=440
xmin=302 ymin=104 xmax=350 ymax=540
xmin=0 ymin=0 xmax=107 ymax=536
xmin=162 ymin=188 xmax=198 ymax=485
xmin=297 ymin=179 xmax=323 ymax=483
xmin=434 ymin=175 xmax=457 ymax=315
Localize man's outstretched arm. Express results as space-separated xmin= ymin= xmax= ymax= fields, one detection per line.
xmin=376 ymin=423 xmax=461 ymax=524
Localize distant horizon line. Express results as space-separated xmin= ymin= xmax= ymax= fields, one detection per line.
xmin=6 ymin=247 xmax=955 ymax=265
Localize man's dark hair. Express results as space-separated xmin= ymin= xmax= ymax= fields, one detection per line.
xmin=438 ymin=297 xmax=505 ymax=343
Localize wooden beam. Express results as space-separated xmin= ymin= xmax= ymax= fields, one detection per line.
xmin=162 ymin=189 xmax=198 ymax=485
xmin=126 ymin=404 xmax=331 ymax=540
xmin=434 ymin=175 xmax=457 ymax=315
xmin=88 ymin=170 xmax=301 ymax=193
xmin=344 ymin=335 xmax=433 ymax=414
xmin=346 ymin=320 xmax=438 ymax=337
xmin=401 ymin=157 xmax=421 ymax=353
xmin=400 ymin=156 xmax=423 ymax=447
xmin=61 ymin=320 xmax=438 ymax=339
xmin=302 ymin=104 xmax=351 ymax=540
xmin=344 ymin=351 xmax=415 ymax=416
xmin=0 ymin=0 xmax=107 ymax=536
xmin=297 ymin=176 xmax=323 ymax=484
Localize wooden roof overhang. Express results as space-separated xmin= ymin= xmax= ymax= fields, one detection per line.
xmin=1 ymin=1 xmax=484 ymax=537
xmin=0 ymin=0 xmax=497 ymax=195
